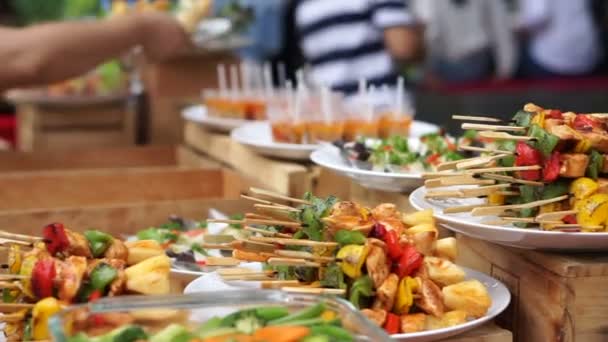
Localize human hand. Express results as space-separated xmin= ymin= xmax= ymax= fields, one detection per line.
xmin=135 ymin=12 xmax=194 ymax=62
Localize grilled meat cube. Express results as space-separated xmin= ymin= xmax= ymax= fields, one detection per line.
xmin=559 ymin=153 xmax=589 ymax=178
xmin=372 ymin=203 xmax=401 ymax=221
xmin=361 ymin=309 xmax=387 ymax=326
xmin=372 ymin=273 xmax=399 ymax=311
xmin=66 ymin=230 xmax=92 ymax=258
xmin=401 ymin=313 xmax=426 ymax=333
xmin=57 ymin=256 xmax=87 ymax=302
xmin=582 ymin=131 xmax=608 ymax=153
xmin=366 ymin=244 xmax=389 ymax=289
xmin=104 ymin=239 xmax=129 ymax=262
xmin=415 ymin=278 xmax=445 ymax=317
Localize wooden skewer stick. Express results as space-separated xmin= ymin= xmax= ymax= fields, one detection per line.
xmin=254 ymin=204 xmax=301 ymax=212
xmin=249 ymin=187 xmax=311 ymax=205
xmin=217 ymin=268 xmax=275 ymax=276
xmin=422 ymin=171 xmax=468 ymax=179
xmin=0 ymin=238 xmax=33 ymax=247
xmin=452 ymin=115 xmax=502 ymax=123
xmin=478 ymin=131 xmax=534 ymax=141
xmin=267 ymin=258 xmax=321 ymax=268
xmin=437 ymin=159 xmax=473 ymax=172
xmin=274 ymin=250 xmax=335 ymax=262
xmin=207 ymin=218 xmax=301 ymax=228
xmin=244 ymin=226 xmax=293 ymax=238
xmin=0 ymin=274 xmax=28 ymax=281
xmin=471 ymin=195 xmax=569 ymax=216
xmin=458 ymin=145 xmax=514 ymax=155
xmin=425 ymin=177 xmax=495 ymax=188
xmin=232 ymin=240 xmax=277 ymax=253
xmin=240 ymin=194 xmax=297 ymax=210
xmin=425 ymin=184 xmax=510 ymax=199
xmin=456 ymin=154 xmax=510 ymax=170
xmin=535 ymin=210 xmax=578 ymax=222
xmin=222 ymin=274 xmax=276 ymax=281
xmin=260 ymin=280 xmax=302 ymax=289
xmin=0 ymin=303 xmax=34 ymax=312
xmin=0 ymin=231 xmax=41 ymax=242
xmin=249 ymin=236 xmax=338 ymax=248
xmin=0 ymin=281 xmax=20 ymax=289
xmin=245 ymin=213 xmax=276 ymax=221
xmin=463 ymin=165 xmax=541 ymax=175
xmin=281 ymin=287 xmax=346 ymax=296
xmin=462 ymin=123 xmax=526 ymax=133
xmin=443 ymin=204 xmax=493 ymax=214
xmin=480 ymin=173 xmax=544 ymax=186
xmin=205 ymin=257 xmax=242 ymax=267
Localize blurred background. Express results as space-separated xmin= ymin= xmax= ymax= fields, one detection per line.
xmin=1 ymin=0 xmax=607 ymax=149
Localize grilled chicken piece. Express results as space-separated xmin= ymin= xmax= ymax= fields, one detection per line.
xmin=597 ymin=178 xmax=608 ymax=194
xmin=546 ymin=124 xmax=581 ymax=143
xmin=401 ymin=313 xmax=426 ymax=333
xmin=523 ymin=103 xmax=543 ymax=113
xmin=104 ymin=239 xmax=129 ymax=262
xmin=371 ymin=203 xmax=401 ymax=221
xmin=366 ymin=238 xmax=387 ymax=250
xmin=108 ymin=269 xmax=127 ymax=296
xmin=66 ymin=230 xmax=92 ymax=258
xmin=366 ymin=244 xmax=389 ymax=289
xmin=372 ymin=273 xmax=399 ymax=311
xmin=559 ymin=153 xmax=589 ymax=178
xmin=331 ymin=201 xmax=363 ymax=217
xmin=415 ymin=278 xmax=445 ymax=317
xmin=562 ymin=112 xmax=577 ymax=125
xmin=544 ymin=118 xmax=564 ymax=131
xmin=582 ymin=132 xmax=608 ymax=153
xmin=361 ymin=309 xmax=387 ymax=326
xmin=57 ymin=256 xmax=87 ymax=302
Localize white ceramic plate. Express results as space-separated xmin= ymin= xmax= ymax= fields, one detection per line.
xmin=311 ymin=143 xmax=424 ymax=192
xmin=184 ymin=267 xmax=510 ymax=342
xmin=231 ymin=121 xmax=318 ymax=161
xmin=410 ymin=185 xmax=608 ymax=251
xmin=182 ymin=105 xmax=253 ymax=133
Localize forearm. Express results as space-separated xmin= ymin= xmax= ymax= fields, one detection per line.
xmin=0 ymin=16 xmax=145 ymax=91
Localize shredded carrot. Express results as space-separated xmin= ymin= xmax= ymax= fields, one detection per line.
xmin=252 ymin=326 xmax=311 ymax=342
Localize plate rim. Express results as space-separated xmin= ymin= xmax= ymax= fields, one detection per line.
xmin=182 ymin=105 xmax=253 ymax=131
xmin=409 ymin=185 xmax=608 ymax=237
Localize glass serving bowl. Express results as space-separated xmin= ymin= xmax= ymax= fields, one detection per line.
xmin=49 ymin=290 xmax=390 ymax=341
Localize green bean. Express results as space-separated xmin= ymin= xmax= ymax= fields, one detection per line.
xmin=255 ymin=306 xmax=289 ymax=321
xmin=310 ymin=325 xmax=354 ymax=341
xmin=267 ymin=303 xmax=325 ymax=325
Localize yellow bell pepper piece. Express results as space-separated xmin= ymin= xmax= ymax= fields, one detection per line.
xmin=569 ymin=177 xmax=599 ymax=201
xmin=577 ymin=194 xmax=608 ymax=228
xmin=19 ymin=254 xmax=37 ymax=299
xmin=487 ymin=193 xmax=505 ymax=206
xmin=32 ymin=297 xmax=62 ymax=340
xmin=8 ymin=245 xmax=21 ymax=275
xmin=531 ymin=111 xmax=546 ymax=128
xmin=574 ymin=139 xmax=592 ymax=153
xmin=337 ymin=244 xmax=370 ymax=278
xmin=393 ymin=277 xmax=419 ymax=315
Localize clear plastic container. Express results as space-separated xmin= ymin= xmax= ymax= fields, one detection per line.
xmin=49 ymin=290 xmax=390 ymax=341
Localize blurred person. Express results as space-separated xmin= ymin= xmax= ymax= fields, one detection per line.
xmin=0 ymin=12 xmax=191 ymax=93
xmin=516 ymin=0 xmax=603 ymax=78
xmin=293 ymin=0 xmax=422 ymax=94
xmin=414 ymin=0 xmax=517 ymax=84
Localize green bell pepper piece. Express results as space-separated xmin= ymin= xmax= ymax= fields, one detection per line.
xmin=84 ymin=230 xmax=113 ymax=257
xmin=334 ymin=230 xmax=366 ymax=246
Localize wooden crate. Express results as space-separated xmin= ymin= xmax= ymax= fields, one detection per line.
xmin=183 ymin=121 xmax=351 ymax=199
xmin=13 ymin=96 xmax=135 ymax=151
xmin=456 ymin=234 xmax=608 ymax=342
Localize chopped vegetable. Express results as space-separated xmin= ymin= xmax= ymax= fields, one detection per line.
xmin=512 ymin=110 xmax=533 ymax=128
xmin=32 ymin=297 xmax=61 ymax=340
xmin=31 ymin=258 xmax=56 ymax=299
xmin=136 ymin=227 xmax=178 ymax=244
xmin=42 ymin=222 xmax=70 ymax=256
xmin=587 ymin=150 xmax=604 ymax=180
xmin=515 ymin=141 xmax=542 ymax=181
xmin=395 ymin=245 xmax=423 ymax=278
xmin=394 ymin=277 xmax=419 ymax=314
xmin=336 ymin=244 xmax=370 ymax=278
xmin=83 ymin=230 xmax=114 ymax=258
xmin=294 ymin=193 xmax=339 ymax=241
xmin=334 ymin=230 xmax=366 ymax=246
xmin=542 ymin=151 xmax=560 ymax=182
xmin=383 ymin=312 xmax=400 ymax=334
xmin=319 ymin=262 xmax=346 ymax=289
xmin=268 ymin=303 xmax=326 ymax=326
xmin=527 ymin=124 xmax=559 ymax=157
xmin=348 ymin=275 xmax=374 ymax=309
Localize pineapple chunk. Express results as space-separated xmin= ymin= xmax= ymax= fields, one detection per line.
xmin=425 ymin=310 xmax=468 ymax=330
xmin=402 ymin=209 xmax=435 ymax=226
xmin=434 ymin=237 xmax=458 ymax=262
xmin=406 ymin=224 xmax=438 ymax=239
xmin=124 ymin=240 xmax=165 ymax=265
xmin=424 ymin=257 xmax=465 ymax=287
xmin=442 ymin=280 xmax=491 ymax=318
xmin=125 ymin=254 xmax=171 ymax=294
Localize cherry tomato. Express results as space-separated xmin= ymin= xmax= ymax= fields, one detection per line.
xmin=42 ymin=223 xmax=70 ymax=256
xmin=515 ymin=142 xmax=542 ymax=181
xmin=542 ymin=152 xmax=560 ymax=182
xmin=425 ymin=153 xmax=441 ymax=165
xmin=88 ymin=290 xmax=103 ymax=302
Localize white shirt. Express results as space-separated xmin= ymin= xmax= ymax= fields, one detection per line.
xmin=518 ymin=0 xmax=601 ymax=74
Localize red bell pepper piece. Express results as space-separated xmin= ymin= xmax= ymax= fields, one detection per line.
xmin=542 ymin=151 xmax=560 ymax=182
xmin=42 ymin=223 xmax=70 ymax=256
xmin=383 ymin=312 xmax=400 ymax=334
xmin=395 ymin=245 xmax=423 ymax=278
xmin=563 ymin=214 xmax=577 ymax=224
xmin=88 ymin=289 xmax=103 ymax=302
xmin=515 ymin=142 xmax=542 ymax=181
xmin=371 ymin=223 xmax=387 ymax=239
xmin=425 ymin=153 xmax=441 ymax=166
xmin=548 ymin=110 xmax=563 ymax=119
xmin=384 ymin=230 xmax=402 ymax=260
xmin=31 ymin=258 xmax=56 ymax=299
xmin=572 ymin=114 xmax=597 ymax=132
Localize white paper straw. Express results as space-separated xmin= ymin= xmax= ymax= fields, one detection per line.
xmin=285 ymin=80 xmax=294 ymax=120
xmin=229 ymin=65 xmax=239 ymax=100
xmin=240 ymin=61 xmax=251 ymax=97
xmin=396 ymin=76 xmax=404 ymax=117
xmin=320 ymin=86 xmax=332 ymax=124
xmin=366 ymin=85 xmax=375 ymax=123
xmin=294 ymin=83 xmax=303 ymax=124
xmin=217 ymin=64 xmax=227 ymax=97
xmin=263 ymin=62 xmax=273 ymax=99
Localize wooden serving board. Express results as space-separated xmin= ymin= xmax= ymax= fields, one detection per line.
xmin=441 ymin=324 xmax=512 ymax=342
xmin=183 ymin=121 xmax=351 ymax=199
xmin=456 ymin=234 xmax=608 ymax=342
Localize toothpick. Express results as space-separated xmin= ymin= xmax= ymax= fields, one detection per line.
xmin=462 ymin=123 xmax=526 ymax=133
xmin=456 ymin=154 xmax=510 ymax=170
xmin=424 ymin=177 xmax=495 ymax=188
xmin=281 ymin=287 xmax=346 ymax=296
xmin=249 ymin=236 xmax=338 ymax=248
xmin=240 ymin=194 xmax=297 ymax=210
xmin=244 ymin=226 xmax=293 ymax=238
xmin=0 ymin=231 xmax=41 ymax=242
xmin=425 ymin=184 xmax=510 ymax=199
xmin=471 ymin=195 xmax=568 ymax=216
xmin=249 ymin=188 xmax=311 ymax=205
xmin=458 ymin=145 xmax=514 ymax=155
xmin=480 ymin=173 xmax=544 ymax=186
xmin=253 ymin=204 xmax=301 ymax=212
xmin=267 ymin=258 xmax=321 ymax=268
xmin=478 ymin=131 xmax=534 ymax=141
xmin=535 ymin=210 xmax=578 ymax=222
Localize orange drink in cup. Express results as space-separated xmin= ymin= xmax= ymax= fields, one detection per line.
xmin=378 ymin=112 xmax=413 ymax=138
xmin=343 ymin=91 xmax=380 ymax=141
xmin=305 ymin=87 xmax=344 ymax=143
xmin=268 ymin=90 xmax=304 ymax=143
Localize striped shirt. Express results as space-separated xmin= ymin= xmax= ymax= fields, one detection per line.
xmin=295 ymin=0 xmax=414 ymax=94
